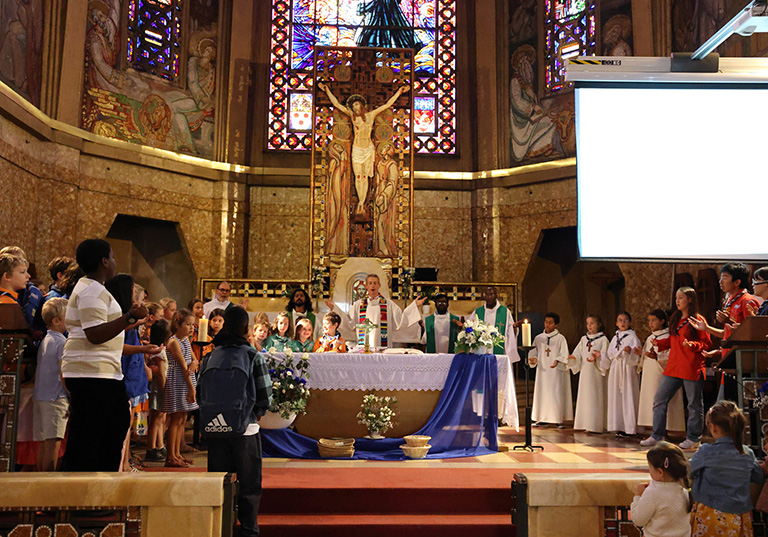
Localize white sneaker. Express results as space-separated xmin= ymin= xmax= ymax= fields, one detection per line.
xmin=639 ymin=436 xmax=658 ymax=447
xmin=679 ymin=439 xmax=701 ymax=450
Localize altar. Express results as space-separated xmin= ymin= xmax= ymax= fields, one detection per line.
xmin=291 ymin=352 xmax=518 ymax=439
xmin=263 ymin=352 xmax=516 ymax=460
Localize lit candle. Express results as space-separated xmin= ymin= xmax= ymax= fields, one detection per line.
xmin=198 ymin=316 xmax=209 ymax=342
xmin=522 ymin=319 xmax=531 ymax=347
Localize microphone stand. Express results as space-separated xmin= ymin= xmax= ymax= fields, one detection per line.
xmin=513 ymin=345 xmax=544 ymax=452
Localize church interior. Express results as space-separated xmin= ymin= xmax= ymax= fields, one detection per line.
xmin=1 ymin=0 xmax=768 ymax=535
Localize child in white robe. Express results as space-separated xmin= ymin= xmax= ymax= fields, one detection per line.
xmin=528 ymin=312 xmax=572 ymax=428
xmin=570 ymin=314 xmax=610 ymax=433
xmin=637 ymin=309 xmax=685 ymax=432
xmin=607 ymin=311 xmax=642 ymax=437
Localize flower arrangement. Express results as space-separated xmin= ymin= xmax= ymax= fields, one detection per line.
xmin=310 ymin=265 xmax=327 ymax=296
xmin=357 ymin=393 xmax=398 ymax=436
xmin=399 ymin=267 xmax=416 ymax=298
xmin=264 ymin=348 xmax=311 ymax=419
xmin=454 ymin=318 xmax=504 ymax=354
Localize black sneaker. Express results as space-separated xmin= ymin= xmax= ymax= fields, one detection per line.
xmin=144 ymin=449 xmax=164 ymax=462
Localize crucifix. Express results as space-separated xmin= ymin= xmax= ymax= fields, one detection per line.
xmin=545 ymin=347 xmax=551 ymax=357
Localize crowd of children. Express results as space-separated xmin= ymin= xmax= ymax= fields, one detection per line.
xmin=0 ymin=242 xmax=350 ymax=472
xmin=6 ymin=243 xmax=768 ymax=535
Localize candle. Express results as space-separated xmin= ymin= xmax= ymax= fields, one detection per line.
xmin=522 ymin=319 xmax=531 ymax=347
xmin=198 ymin=316 xmax=209 ymax=342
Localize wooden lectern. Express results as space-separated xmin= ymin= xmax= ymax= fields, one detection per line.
xmin=716 ymin=315 xmax=768 ymax=447
xmin=0 ymin=303 xmax=30 ymax=472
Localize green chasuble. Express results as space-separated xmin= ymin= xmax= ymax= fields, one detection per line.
xmin=475 ymin=304 xmax=509 ymax=355
xmin=425 ymin=313 xmax=460 ymax=353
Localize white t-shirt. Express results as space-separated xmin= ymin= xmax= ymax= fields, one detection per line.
xmin=62 ymin=278 xmax=125 ymax=380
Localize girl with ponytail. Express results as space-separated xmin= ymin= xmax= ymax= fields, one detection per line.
xmin=690 ymin=401 xmax=764 ymax=536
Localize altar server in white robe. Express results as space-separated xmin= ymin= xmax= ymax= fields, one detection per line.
xmin=606 ymin=311 xmax=642 ymax=437
xmin=326 ymin=274 xmax=424 ymax=349
xmin=570 ymin=314 xmax=610 ymax=433
xmin=419 ymin=294 xmax=461 ymax=354
xmin=528 ymin=313 xmax=572 ymax=427
xmin=468 ymin=286 xmax=521 ymax=363
xmin=637 ymin=309 xmax=685 ymax=431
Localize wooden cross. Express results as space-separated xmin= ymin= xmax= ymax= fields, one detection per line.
xmin=545 ymin=347 xmax=551 ymax=357
xmin=586 ymin=341 xmax=592 ymax=351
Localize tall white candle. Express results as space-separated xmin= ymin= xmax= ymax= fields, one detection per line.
xmin=198 ymin=316 xmax=209 ymax=342
xmin=522 ymin=319 xmax=531 ymax=347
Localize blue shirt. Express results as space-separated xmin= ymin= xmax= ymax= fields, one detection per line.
xmin=690 ymin=436 xmax=764 ymax=514
xmin=121 ymin=329 xmax=149 ymax=399
xmin=33 ymin=331 xmax=68 ymax=401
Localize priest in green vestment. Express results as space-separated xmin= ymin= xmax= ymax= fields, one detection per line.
xmin=420 ymin=293 xmax=461 ymax=354
xmin=286 ymin=288 xmax=321 ymax=339
xmin=468 ymin=286 xmax=522 ymax=362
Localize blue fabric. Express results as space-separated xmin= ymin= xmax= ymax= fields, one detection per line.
xmin=690 ymin=437 xmax=764 ymax=514
xmin=261 ymin=353 xmax=499 ymax=460
xmin=121 ymin=329 xmax=149 ymax=399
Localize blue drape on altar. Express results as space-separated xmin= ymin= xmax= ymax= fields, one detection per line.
xmin=261 ymin=353 xmax=499 ymax=460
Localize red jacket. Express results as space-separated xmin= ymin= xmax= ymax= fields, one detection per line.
xmin=657 ymin=315 xmax=712 ymax=381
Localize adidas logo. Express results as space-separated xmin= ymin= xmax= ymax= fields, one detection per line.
xmin=204 ymin=413 xmax=233 ymax=433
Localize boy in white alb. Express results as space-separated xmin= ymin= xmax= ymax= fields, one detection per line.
xmin=528 ymin=312 xmax=572 ymax=428
xmin=607 ymin=311 xmax=642 ymax=437
xmin=569 ymin=314 xmax=610 ymax=433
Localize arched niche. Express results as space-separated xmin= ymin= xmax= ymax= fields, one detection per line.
xmin=107 ymin=215 xmax=196 ymax=305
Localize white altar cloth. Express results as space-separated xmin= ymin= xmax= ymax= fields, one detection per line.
xmin=301 ymin=352 xmax=519 ymax=429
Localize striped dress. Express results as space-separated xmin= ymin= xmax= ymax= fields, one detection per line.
xmin=160 ymin=336 xmax=199 ymax=413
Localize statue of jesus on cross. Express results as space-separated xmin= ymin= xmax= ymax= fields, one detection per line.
xmin=317 ymin=82 xmax=409 ymax=216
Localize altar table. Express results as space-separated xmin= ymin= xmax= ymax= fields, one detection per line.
xmin=290 ymin=352 xmax=519 ymax=439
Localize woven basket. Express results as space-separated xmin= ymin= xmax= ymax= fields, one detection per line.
xmin=318 ymin=438 xmax=355 ymax=458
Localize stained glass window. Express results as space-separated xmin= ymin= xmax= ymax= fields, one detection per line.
xmin=126 ymin=0 xmax=184 ymax=82
xmin=268 ymin=0 xmax=457 ymax=154
xmin=544 ymin=0 xmax=596 ymax=94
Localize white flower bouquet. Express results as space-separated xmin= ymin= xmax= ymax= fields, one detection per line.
xmin=356 ymin=393 xmax=397 ymax=436
xmin=455 ymin=318 xmax=504 ymax=354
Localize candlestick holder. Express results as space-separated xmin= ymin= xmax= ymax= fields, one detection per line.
xmin=513 ymin=345 xmax=544 ymax=452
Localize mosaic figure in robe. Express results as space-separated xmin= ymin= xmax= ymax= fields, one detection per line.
xmin=317 ymin=82 xmax=409 ymax=216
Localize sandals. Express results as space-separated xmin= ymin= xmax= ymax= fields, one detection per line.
xmin=164 ymin=457 xmax=189 ymax=468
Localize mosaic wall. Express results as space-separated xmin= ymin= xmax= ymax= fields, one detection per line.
xmin=81 ymin=0 xmax=218 ymax=158
xmin=507 ymin=0 xmax=633 ymax=166
xmin=0 ymin=0 xmax=43 ymax=107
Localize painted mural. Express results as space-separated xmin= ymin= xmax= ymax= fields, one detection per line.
xmin=81 ymin=0 xmax=218 ymax=158
xmin=0 ymin=0 xmax=43 ymax=107
xmin=507 ymin=0 xmax=633 ymax=166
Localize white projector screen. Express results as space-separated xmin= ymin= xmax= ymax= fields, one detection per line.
xmin=576 ymin=83 xmax=768 ymax=261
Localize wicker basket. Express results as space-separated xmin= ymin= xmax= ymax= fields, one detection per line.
xmin=403 ymin=435 xmax=431 ymax=447
xmin=318 ymin=438 xmax=355 ymax=458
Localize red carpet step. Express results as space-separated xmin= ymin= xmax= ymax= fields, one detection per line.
xmin=260 ymin=467 xmax=516 ymax=537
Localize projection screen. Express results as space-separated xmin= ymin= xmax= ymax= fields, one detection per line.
xmin=575 ymin=82 xmax=768 ymax=262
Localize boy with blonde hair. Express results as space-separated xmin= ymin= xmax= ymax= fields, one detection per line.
xmin=0 ymin=253 xmax=30 ymax=305
xmin=33 ymin=297 xmax=69 ymax=471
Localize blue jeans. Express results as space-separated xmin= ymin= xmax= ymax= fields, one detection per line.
xmin=652 ymin=374 xmax=704 ymax=442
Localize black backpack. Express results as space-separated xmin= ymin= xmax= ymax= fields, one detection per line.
xmin=198 ymin=344 xmax=257 ymax=437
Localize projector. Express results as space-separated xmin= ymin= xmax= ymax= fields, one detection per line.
xmin=735 ymin=1 xmax=768 ymax=36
